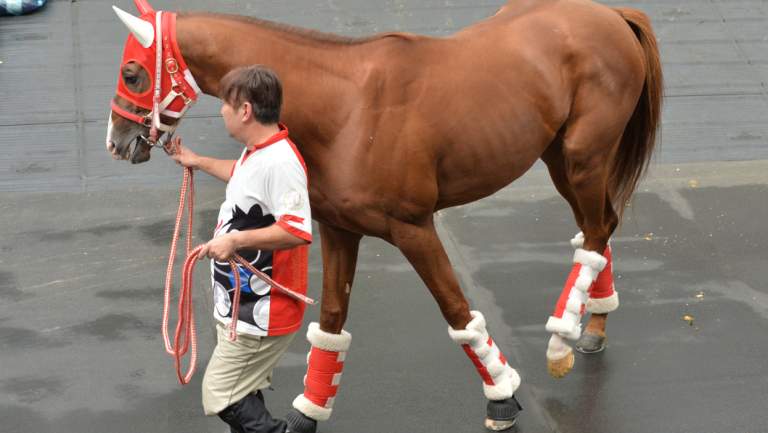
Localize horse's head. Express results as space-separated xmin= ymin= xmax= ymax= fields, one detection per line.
xmin=107 ymin=0 xmax=200 ymax=163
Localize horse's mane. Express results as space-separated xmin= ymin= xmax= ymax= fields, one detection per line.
xmin=186 ymin=12 xmax=397 ymax=46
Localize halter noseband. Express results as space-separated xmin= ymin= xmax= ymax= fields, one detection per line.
xmin=112 ymin=11 xmax=200 ymax=147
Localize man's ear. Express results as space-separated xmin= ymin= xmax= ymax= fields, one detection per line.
xmin=241 ymin=102 xmax=252 ymax=122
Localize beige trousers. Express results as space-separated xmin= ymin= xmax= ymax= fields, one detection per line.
xmin=202 ymin=323 xmax=296 ymax=416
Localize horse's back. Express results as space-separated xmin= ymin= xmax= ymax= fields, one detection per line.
xmin=337 ymin=0 xmax=647 ymax=216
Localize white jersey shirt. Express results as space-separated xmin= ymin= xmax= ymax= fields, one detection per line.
xmin=210 ymin=124 xmax=312 ymax=337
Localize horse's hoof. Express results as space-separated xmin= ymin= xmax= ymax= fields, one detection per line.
xmin=575 ymin=332 xmax=606 ymax=354
xmin=547 ymin=349 xmax=575 ymax=378
xmin=485 ymin=395 xmax=522 ymax=431
xmin=285 ymin=408 xmax=317 ymax=433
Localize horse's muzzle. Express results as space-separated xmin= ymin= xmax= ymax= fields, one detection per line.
xmin=109 ymin=135 xmax=151 ymax=163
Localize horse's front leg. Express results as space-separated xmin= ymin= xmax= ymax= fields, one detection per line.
xmin=390 ymin=217 xmax=522 ymax=431
xmin=288 ymin=223 xmax=361 ymax=433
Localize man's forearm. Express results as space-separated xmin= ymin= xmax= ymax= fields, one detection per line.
xmin=231 ymin=224 xmax=309 ymax=251
xmin=196 ymin=156 xmax=236 ymax=182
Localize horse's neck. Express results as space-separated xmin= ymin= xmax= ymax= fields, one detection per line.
xmin=176 ymin=13 xmax=369 ymax=150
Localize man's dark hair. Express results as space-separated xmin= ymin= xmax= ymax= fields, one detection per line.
xmin=218 ymin=66 xmax=282 ymax=124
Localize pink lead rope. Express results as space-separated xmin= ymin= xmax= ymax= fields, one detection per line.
xmin=162 ymin=167 xmax=316 ymax=385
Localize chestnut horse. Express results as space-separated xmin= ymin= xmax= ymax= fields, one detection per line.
xmin=106 ymin=0 xmax=662 ymax=430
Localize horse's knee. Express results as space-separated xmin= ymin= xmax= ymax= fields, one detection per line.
xmin=440 ymin=299 xmax=472 ymax=330
xmin=319 ymin=306 xmax=347 ymax=333
xmin=582 ymin=227 xmax=612 ymax=252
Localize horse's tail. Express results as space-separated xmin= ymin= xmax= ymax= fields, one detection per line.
xmin=610 ymin=8 xmax=664 ymax=218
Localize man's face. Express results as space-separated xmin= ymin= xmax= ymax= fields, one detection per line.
xmin=220 ymin=101 xmax=247 ymax=140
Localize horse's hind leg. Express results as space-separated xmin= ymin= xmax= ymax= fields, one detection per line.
xmin=541 ymin=144 xmax=620 ymax=356
xmin=571 ymin=204 xmax=620 ymax=355
xmin=541 ymin=138 xmax=585 ymax=228
xmin=543 ymin=104 xmax=628 ymax=378
xmin=290 ymin=224 xmax=361 ymax=432
xmin=390 ymin=218 xmax=522 ymax=431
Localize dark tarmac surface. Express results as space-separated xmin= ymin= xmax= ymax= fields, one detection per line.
xmin=2 ymin=1 xmax=768 ymax=432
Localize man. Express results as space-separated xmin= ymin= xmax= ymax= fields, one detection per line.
xmin=169 ymin=65 xmax=315 ymax=433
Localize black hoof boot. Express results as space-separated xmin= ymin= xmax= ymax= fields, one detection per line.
xmin=285 ymin=408 xmax=317 ymax=433
xmin=575 ymin=332 xmax=606 ymax=354
xmin=485 ymin=395 xmax=522 ymax=431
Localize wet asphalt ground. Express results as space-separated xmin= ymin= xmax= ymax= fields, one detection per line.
xmin=1 ymin=1 xmax=767 ymax=432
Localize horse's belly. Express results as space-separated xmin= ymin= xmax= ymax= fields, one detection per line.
xmin=435 ymin=145 xmax=544 ymax=210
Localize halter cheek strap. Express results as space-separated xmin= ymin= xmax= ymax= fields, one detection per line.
xmin=152 ymin=12 xmax=201 ymax=134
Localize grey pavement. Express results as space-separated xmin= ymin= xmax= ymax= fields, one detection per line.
xmin=1 ymin=1 xmax=768 ymax=433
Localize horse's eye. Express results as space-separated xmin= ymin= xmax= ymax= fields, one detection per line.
xmin=124 ymin=75 xmax=138 ymax=85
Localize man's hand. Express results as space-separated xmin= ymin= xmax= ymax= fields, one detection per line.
xmin=166 ymin=136 xmax=200 ymax=169
xmin=199 ymin=233 xmax=239 ymax=262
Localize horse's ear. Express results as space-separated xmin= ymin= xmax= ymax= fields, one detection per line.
xmin=113 ymin=5 xmax=154 ymax=48
xmin=133 ymin=0 xmax=154 ymax=15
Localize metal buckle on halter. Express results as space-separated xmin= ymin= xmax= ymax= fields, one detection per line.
xmin=139 ymin=130 xmax=173 ymax=149
xmin=165 ymin=58 xmax=179 ymax=74
xmin=156 ymin=131 xmax=174 ymax=149
xmin=169 ymin=84 xmax=192 ymax=105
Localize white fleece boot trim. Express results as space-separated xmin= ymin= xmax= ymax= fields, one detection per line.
xmin=573 ymin=248 xmax=608 ymax=272
xmin=306 ymin=322 xmax=352 ymax=352
xmin=574 ymin=272 xmax=594 ymax=293
xmin=570 ymin=232 xmax=585 ymax=249
xmin=293 ymin=394 xmax=332 ymax=421
xmin=565 ymin=297 xmax=583 ymax=315
xmin=546 ymin=334 xmax=572 ymax=360
xmin=571 ymin=232 xmax=613 ymax=252
xmin=545 ymin=315 xmax=581 ymax=341
xmin=482 ymin=366 xmax=521 ymax=401
xmin=450 ymin=311 xmax=521 ymax=400
xmin=448 ymin=311 xmax=488 ymax=346
xmin=586 ymin=291 xmax=620 ymax=314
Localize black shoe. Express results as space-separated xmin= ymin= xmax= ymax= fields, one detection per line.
xmin=285 ymin=408 xmax=317 ymax=433
xmin=485 ymin=395 xmax=522 ymax=431
xmin=218 ymin=391 xmax=288 ymax=433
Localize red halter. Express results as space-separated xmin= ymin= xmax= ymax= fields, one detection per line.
xmin=112 ymin=10 xmax=200 ymax=139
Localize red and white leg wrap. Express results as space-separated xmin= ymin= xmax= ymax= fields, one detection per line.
xmin=449 ymin=311 xmax=521 ymax=401
xmin=545 ymin=243 xmax=608 ymax=340
xmin=292 ymin=323 xmax=351 ymax=421
xmin=571 ymin=232 xmax=620 ymax=314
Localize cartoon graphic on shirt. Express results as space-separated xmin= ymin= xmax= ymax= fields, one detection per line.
xmin=212 ymin=203 xmax=275 ymax=331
